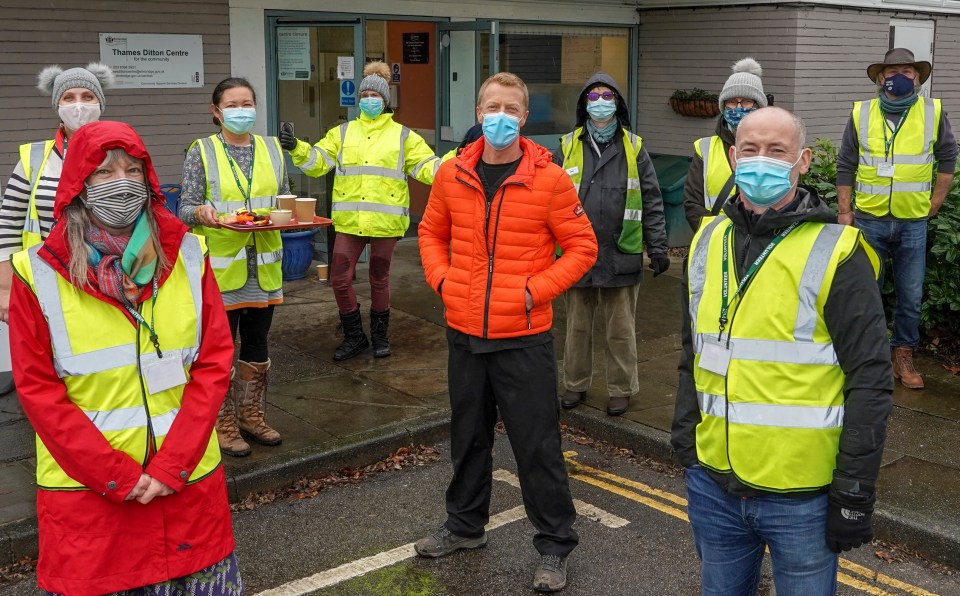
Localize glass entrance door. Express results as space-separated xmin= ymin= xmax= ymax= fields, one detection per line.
xmin=437 ymin=21 xmax=498 ymax=158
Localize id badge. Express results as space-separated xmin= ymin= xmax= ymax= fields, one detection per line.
xmin=877 ymin=162 xmax=895 ymax=178
xmin=700 ymin=336 xmax=733 ymax=377
xmin=565 ymin=166 xmax=579 ymax=176
xmin=143 ymin=356 xmax=188 ymax=395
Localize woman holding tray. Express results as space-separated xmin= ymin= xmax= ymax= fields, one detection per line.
xmin=180 ymin=77 xmax=287 ymax=457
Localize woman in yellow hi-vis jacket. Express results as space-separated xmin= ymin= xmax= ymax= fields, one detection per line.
xmin=280 ymin=61 xmax=439 ymax=362
xmin=180 ymin=77 xmax=288 ymax=457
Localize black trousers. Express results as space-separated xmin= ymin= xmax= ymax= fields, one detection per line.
xmin=226 ymin=305 xmax=274 ymax=363
xmin=444 ymin=337 xmax=579 ymax=557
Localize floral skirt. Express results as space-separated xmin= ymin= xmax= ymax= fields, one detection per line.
xmin=43 ymin=552 xmax=243 ymax=596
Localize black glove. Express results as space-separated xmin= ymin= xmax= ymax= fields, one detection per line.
xmin=279 ymin=124 xmax=299 ymax=151
xmin=825 ymin=476 xmax=875 ymax=553
xmin=649 ymin=254 xmax=670 ymax=277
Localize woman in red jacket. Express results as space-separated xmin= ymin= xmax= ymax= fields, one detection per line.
xmin=9 ymin=121 xmax=240 ymax=596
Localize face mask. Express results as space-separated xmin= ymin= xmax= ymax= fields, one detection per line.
xmin=723 ymin=106 xmax=754 ymax=129
xmin=734 ymin=153 xmax=802 ymax=208
xmin=219 ymin=107 xmax=257 ymax=134
xmin=58 ymin=102 xmax=101 ymax=131
xmin=359 ymin=97 xmax=384 ymax=119
xmin=883 ymin=73 xmax=916 ymax=97
xmin=84 ymin=178 xmax=149 ymax=228
xmin=586 ymin=98 xmax=617 ymax=122
xmin=481 ymin=112 xmax=521 ymax=150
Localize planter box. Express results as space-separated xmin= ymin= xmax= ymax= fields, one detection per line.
xmin=670 ymin=98 xmax=720 ymax=118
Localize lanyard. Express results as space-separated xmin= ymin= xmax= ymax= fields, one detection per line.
xmin=882 ymin=113 xmax=907 ymax=157
xmin=62 ymin=137 xmax=68 ymax=158
xmin=719 ymin=221 xmax=800 ymax=331
xmin=218 ymin=134 xmax=254 ymax=205
xmin=124 ymin=276 xmax=162 ymax=358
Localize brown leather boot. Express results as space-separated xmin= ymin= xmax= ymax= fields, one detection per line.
xmin=560 ymin=390 xmax=585 ymax=409
xmin=236 ymin=359 xmax=282 ymax=446
xmin=892 ymin=347 xmax=924 ymax=389
xmin=607 ymin=395 xmax=630 ymax=416
xmin=216 ymin=371 xmax=251 ymax=457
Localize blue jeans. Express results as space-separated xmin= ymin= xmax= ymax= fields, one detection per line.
xmin=854 ymin=218 xmax=927 ymax=348
xmin=685 ymin=466 xmax=838 ymax=596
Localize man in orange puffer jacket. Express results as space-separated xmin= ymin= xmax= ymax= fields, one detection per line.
xmin=416 ymin=72 xmax=598 ymax=593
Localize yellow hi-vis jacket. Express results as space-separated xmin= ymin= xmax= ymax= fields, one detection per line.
xmin=17 ymin=140 xmax=56 ymax=249
xmin=853 ymin=97 xmax=941 ymax=219
xmin=192 ymin=134 xmax=286 ymax=293
xmin=11 ymin=233 xmax=221 ymax=489
xmin=289 ymin=113 xmax=440 ymax=238
xmin=559 ymin=127 xmax=645 ymax=253
xmin=687 ymin=215 xmax=880 ymax=492
xmin=693 ymin=135 xmax=733 ymax=210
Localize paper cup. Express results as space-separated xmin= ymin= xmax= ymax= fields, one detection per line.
xmin=277 ymin=195 xmax=297 ymax=212
xmin=295 ymin=198 xmax=317 ymax=223
xmin=316 ymin=263 xmax=329 ymax=281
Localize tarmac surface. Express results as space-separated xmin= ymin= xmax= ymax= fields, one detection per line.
xmin=0 ymin=238 xmax=958 ymax=571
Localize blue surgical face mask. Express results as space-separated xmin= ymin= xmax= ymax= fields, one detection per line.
xmin=883 ymin=73 xmax=917 ymax=97
xmin=586 ymin=98 xmax=617 ymax=123
xmin=481 ymin=111 xmax=521 ymax=150
xmin=734 ymin=153 xmax=802 ymax=208
xmin=359 ymin=97 xmax=384 ymax=119
xmin=219 ymin=107 xmax=257 ymax=134
xmin=723 ymin=106 xmax=755 ymax=129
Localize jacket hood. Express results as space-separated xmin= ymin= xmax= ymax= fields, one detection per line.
xmin=723 ymin=185 xmax=836 ymax=236
xmin=576 ymin=72 xmax=630 ymax=129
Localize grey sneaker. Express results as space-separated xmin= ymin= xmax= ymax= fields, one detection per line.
xmin=533 ymin=555 xmax=567 ymax=592
xmin=414 ymin=526 xmax=487 ymax=558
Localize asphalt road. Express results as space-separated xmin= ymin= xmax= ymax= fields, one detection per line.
xmin=1 ymin=431 xmax=957 ymax=595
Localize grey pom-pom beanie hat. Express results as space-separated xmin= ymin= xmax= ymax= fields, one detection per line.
xmin=718 ymin=58 xmax=767 ymax=110
xmin=37 ymin=62 xmax=115 ymax=110
xmin=358 ymin=61 xmax=391 ymax=102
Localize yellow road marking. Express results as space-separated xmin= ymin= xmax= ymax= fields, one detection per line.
xmin=570 ymin=473 xmax=689 ymax=522
xmin=837 ymin=573 xmax=896 ymax=595
xmin=564 ymin=450 xmax=687 ymax=507
xmin=841 ymin=559 xmax=940 ymax=596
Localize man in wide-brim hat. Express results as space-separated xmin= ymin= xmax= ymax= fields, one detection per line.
xmin=836 ymin=47 xmax=957 ymax=390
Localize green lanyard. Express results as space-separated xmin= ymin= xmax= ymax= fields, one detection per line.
xmin=218 ymin=134 xmax=254 ymax=205
xmin=882 ymin=113 xmax=907 ymax=157
xmin=719 ymin=221 xmax=800 ymax=331
xmin=124 ymin=276 xmax=162 ymax=358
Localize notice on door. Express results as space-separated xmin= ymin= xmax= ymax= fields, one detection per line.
xmin=337 ymin=56 xmax=355 ymax=80
xmin=402 ymin=33 xmax=429 ymax=64
xmin=99 ymin=33 xmax=203 ymax=88
xmin=278 ymin=27 xmax=311 ymax=80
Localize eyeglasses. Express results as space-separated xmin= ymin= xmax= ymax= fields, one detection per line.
xmin=586 ymin=91 xmax=616 ymax=101
xmin=724 ymin=98 xmax=757 ymax=110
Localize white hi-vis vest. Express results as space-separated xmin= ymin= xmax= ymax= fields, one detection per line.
xmin=17 ymin=140 xmax=56 ymax=249
xmin=687 ymin=215 xmax=880 ymax=491
xmin=11 ymin=233 xmax=221 ymax=490
xmin=693 ymin=135 xmax=733 ymax=210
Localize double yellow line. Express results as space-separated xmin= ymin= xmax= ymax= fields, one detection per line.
xmin=563 ymin=451 xmax=939 ymax=596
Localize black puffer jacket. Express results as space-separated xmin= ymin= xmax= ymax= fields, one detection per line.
xmin=672 ymin=187 xmax=893 ymax=497
xmin=553 ymin=72 xmax=668 ymax=288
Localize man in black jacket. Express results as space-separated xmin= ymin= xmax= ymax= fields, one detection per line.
xmin=673 ymin=107 xmax=893 ymax=594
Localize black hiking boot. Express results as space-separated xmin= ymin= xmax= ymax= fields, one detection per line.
xmin=333 ymin=307 xmax=369 ymax=361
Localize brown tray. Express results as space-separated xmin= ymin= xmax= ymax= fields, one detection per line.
xmin=220 ymin=216 xmax=333 ymax=232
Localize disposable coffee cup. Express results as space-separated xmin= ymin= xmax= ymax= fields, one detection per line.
xmin=295 ymin=198 xmax=317 ymax=223
xmin=277 ymin=195 xmax=297 ymax=212
xmin=316 ymin=263 xmax=329 ymax=281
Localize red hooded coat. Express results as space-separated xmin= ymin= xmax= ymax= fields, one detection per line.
xmin=9 ymin=121 xmax=236 ymax=595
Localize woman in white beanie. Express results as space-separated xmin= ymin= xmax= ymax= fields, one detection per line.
xmin=279 ymin=61 xmax=440 ymax=362
xmin=0 ymin=62 xmax=114 ymax=322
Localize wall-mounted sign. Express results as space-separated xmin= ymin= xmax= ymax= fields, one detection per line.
xmin=340 ymin=79 xmax=357 ymax=107
xmin=337 ymin=56 xmax=355 ymax=80
xmin=402 ymin=33 xmax=429 ymax=64
xmin=391 ymin=62 xmax=401 ymax=84
xmin=278 ymin=27 xmax=310 ymax=80
xmin=99 ymin=33 xmax=203 ymax=88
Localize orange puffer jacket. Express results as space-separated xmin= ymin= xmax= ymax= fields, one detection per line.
xmin=419 ymin=136 xmax=597 ymax=338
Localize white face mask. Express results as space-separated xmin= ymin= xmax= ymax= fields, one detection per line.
xmin=58 ymin=102 xmax=101 ymax=131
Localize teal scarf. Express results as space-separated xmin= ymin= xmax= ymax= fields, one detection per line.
xmin=878 ymin=91 xmax=919 ymax=115
xmin=587 ymin=119 xmax=619 ymax=144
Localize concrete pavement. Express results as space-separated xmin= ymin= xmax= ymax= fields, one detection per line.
xmin=0 ymin=238 xmax=958 ymax=569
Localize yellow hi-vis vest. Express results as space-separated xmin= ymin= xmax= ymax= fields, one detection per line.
xmin=853 ymin=97 xmax=941 ymax=219
xmin=17 ymin=140 xmax=56 ymax=250
xmin=560 ymin=127 xmax=645 ymax=253
xmin=193 ymin=134 xmax=285 ymax=293
xmin=11 ymin=233 xmax=221 ymax=490
xmin=693 ymin=135 xmax=733 ymax=210
xmin=687 ymin=215 xmax=880 ymax=492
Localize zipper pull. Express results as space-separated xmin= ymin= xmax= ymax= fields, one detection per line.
xmin=488 ymin=255 xmax=493 ymax=274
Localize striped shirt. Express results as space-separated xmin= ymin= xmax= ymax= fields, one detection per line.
xmin=180 ymin=140 xmax=289 ymax=310
xmin=0 ymin=144 xmax=62 ymax=261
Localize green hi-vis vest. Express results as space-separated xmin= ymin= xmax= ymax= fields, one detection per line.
xmin=687 ymin=216 xmax=880 ymax=492
xmin=193 ymin=134 xmax=285 ymax=293
xmin=560 ymin=128 xmax=645 ymax=254
xmin=693 ymin=135 xmax=733 ymax=209
xmin=853 ymin=97 xmax=941 ymax=219
xmin=18 ymin=140 xmax=56 ymax=250
xmin=11 ymin=233 xmax=221 ymax=490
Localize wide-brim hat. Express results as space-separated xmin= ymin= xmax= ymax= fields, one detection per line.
xmin=867 ymin=48 xmax=932 ymax=84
